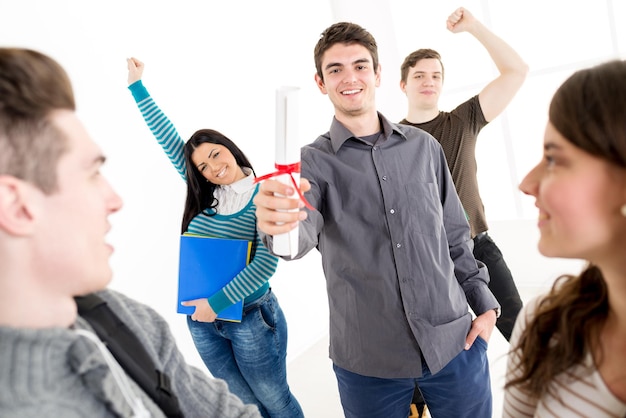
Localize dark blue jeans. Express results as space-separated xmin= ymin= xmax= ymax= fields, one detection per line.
xmin=334 ymin=336 xmax=492 ymax=418
xmin=473 ymin=231 xmax=523 ymax=341
xmin=186 ymin=289 xmax=303 ymax=418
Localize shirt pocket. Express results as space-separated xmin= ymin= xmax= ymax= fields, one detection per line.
xmin=405 ymin=182 xmax=442 ymax=238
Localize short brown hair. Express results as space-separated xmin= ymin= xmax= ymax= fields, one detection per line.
xmin=314 ymin=22 xmax=379 ymax=81
xmin=400 ymin=48 xmax=444 ymax=84
xmin=0 ymin=48 xmax=75 ymax=193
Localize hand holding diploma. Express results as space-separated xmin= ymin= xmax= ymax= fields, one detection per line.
xmin=254 ymin=177 xmax=310 ymax=235
xmin=254 ymin=86 xmax=313 ymax=257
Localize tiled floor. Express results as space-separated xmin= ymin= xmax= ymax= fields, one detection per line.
xmin=286 ymin=286 xmax=546 ymax=418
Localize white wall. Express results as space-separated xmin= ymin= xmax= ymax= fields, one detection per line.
xmin=1 ymin=0 xmax=622 ymax=372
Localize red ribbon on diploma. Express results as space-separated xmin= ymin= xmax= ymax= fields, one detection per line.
xmin=254 ymin=162 xmax=314 ymax=210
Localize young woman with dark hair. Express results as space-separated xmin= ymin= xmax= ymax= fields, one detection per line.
xmin=126 ymin=57 xmax=303 ymax=418
xmin=504 ymin=59 xmax=626 ymax=417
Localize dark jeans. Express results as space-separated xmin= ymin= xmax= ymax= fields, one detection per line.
xmin=335 ymin=337 xmax=492 ymax=418
xmin=472 ymin=231 xmax=523 ymax=341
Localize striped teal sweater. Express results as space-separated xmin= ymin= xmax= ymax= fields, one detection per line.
xmin=128 ymin=80 xmax=277 ymax=314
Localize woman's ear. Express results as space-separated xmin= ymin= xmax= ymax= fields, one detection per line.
xmin=620 ymin=172 xmax=626 ymax=217
xmin=0 ymin=176 xmax=38 ymax=235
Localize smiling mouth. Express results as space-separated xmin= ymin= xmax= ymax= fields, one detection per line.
xmin=537 ymin=211 xmax=550 ymax=227
xmin=216 ymin=167 xmax=226 ymax=178
xmin=342 ymin=89 xmax=360 ymax=95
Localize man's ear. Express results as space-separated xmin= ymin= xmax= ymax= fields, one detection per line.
xmin=315 ymin=73 xmax=327 ymax=95
xmin=0 ymin=175 xmax=38 ymax=235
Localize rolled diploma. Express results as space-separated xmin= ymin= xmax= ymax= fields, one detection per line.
xmin=273 ymin=86 xmax=300 ymax=257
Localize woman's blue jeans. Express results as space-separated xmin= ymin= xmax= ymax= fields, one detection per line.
xmin=186 ymin=289 xmax=303 ymax=418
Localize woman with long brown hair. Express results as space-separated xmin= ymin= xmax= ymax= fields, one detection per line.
xmin=503 ymin=59 xmax=626 ymax=417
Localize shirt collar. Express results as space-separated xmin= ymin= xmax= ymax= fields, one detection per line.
xmin=219 ymin=167 xmax=256 ymax=194
xmin=328 ymin=112 xmax=404 ymax=153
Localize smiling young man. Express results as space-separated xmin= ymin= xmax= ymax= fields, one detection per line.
xmin=253 ymin=22 xmax=500 ymax=418
xmin=0 ymin=47 xmax=261 ymax=418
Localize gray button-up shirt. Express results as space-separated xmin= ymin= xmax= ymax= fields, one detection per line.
xmin=261 ymin=113 xmax=499 ymax=378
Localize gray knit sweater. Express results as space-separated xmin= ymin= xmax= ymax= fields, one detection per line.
xmin=0 ymin=289 xmax=261 ymax=417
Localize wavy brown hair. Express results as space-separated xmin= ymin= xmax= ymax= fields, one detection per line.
xmin=505 ymin=59 xmax=626 ymax=398
xmin=506 ymin=266 xmax=608 ymax=397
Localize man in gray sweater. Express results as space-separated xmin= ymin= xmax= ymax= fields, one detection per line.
xmin=0 ymin=47 xmax=261 ymax=418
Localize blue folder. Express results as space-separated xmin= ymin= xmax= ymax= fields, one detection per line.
xmin=177 ymin=233 xmax=251 ymax=322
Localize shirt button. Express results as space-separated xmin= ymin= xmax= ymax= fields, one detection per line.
xmin=390 ymin=209 xmax=395 ymax=214
xmin=382 ymin=175 xmax=387 ymax=181
xmin=396 ymin=243 xmax=401 ymax=248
